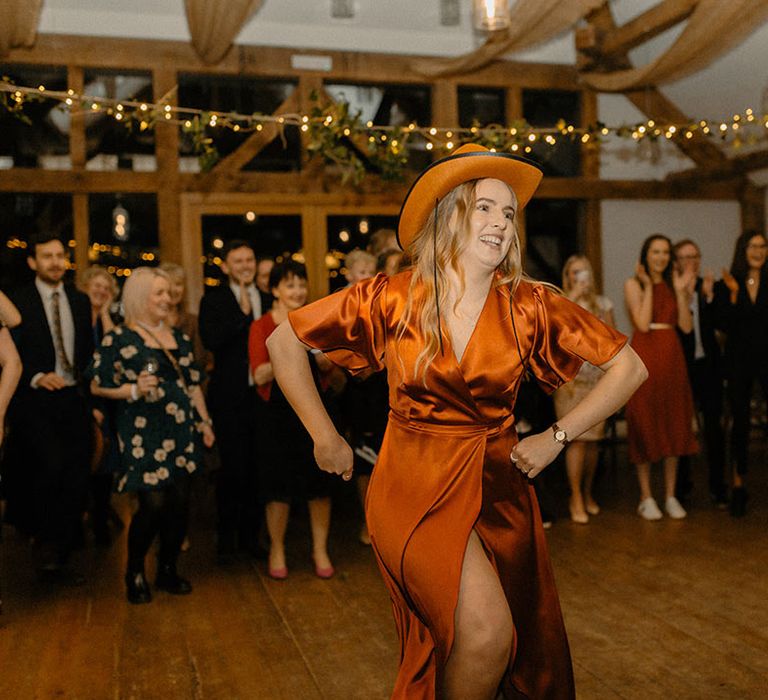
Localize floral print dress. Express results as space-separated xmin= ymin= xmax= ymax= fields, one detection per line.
xmin=87 ymin=326 xmax=203 ymax=492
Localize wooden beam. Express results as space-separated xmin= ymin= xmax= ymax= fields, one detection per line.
xmin=0 ymin=169 xmax=159 ymax=192
xmin=536 ymin=176 xmax=743 ymax=200
xmin=577 ymin=0 xmax=698 ymax=61
xmin=153 ymin=68 xmax=181 ymax=264
xmin=302 ymin=206 xmax=330 ymax=301
xmin=5 ymin=34 xmax=581 ymax=91
xmin=667 ymin=148 xmax=768 ymax=182
xmin=72 ymin=193 xmax=89 ymax=284
xmin=68 ymin=66 xmax=86 ymax=169
xmin=740 ymin=183 xmax=766 ymax=234
xmin=211 ymin=89 xmax=299 ymax=174
xmin=432 ymin=81 xmax=459 ymax=128
xmin=581 ymin=89 xmax=600 ymax=178
xmin=583 ymin=199 xmax=603 ymax=290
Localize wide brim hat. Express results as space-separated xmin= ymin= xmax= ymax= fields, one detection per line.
xmin=396 ymin=144 xmax=543 ymax=250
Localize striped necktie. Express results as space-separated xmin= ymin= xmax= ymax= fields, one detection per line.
xmin=51 ymin=290 xmax=74 ymax=376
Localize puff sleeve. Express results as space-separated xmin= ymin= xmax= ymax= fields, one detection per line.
xmin=86 ymin=329 xmax=124 ymax=389
xmin=288 ymin=273 xmax=388 ymax=375
xmin=527 ymin=285 xmax=627 ymax=394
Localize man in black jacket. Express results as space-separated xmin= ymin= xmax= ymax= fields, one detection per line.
xmin=674 ymin=239 xmax=728 ymax=507
xmin=8 ymin=232 xmax=94 ymax=583
xmin=199 ymin=239 xmax=270 ymax=562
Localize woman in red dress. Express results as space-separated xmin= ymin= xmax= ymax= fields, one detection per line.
xmin=267 ymin=145 xmax=647 ymax=699
xmin=624 ymin=234 xmax=699 ymax=520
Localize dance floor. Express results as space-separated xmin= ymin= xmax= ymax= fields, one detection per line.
xmin=1 ymin=447 xmax=767 ymax=699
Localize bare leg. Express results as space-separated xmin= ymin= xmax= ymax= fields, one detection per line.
xmin=265 ymin=501 xmax=290 ymax=571
xmin=663 ymin=456 xmax=678 ymax=500
xmin=308 ymin=497 xmax=332 ymax=570
xmin=583 ymin=442 xmax=600 ymax=514
xmin=356 ymin=474 xmax=371 ymax=544
xmin=565 ymin=442 xmax=588 ymax=522
xmin=636 ymin=462 xmax=653 ymax=500
xmin=442 ymin=530 xmax=514 ymax=700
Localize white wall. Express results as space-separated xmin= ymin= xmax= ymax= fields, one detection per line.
xmin=601 ymin=200 xmax=741 ymax=335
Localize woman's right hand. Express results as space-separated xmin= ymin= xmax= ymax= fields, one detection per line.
xmin=634 ymin=262 xmax=652 ymax=289
xmin=136 ymin=370 xmax=159 ymax=397
xmin=722 ymin=268 xmax=739 ymax=304
xmin=314 ymin=432 xmax=354 ymax=481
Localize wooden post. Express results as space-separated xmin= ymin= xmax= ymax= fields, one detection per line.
xmin=68 ymin=66 xmax=86 ymax=170
xmin=740 ymin=183 xmax=766 ymax=234
xmin=584 ymin=199 xmax=603 ymax=292
xmin=432 ymin=80 xmax=458 ymax=128
xmin=152 ymin=69 xmax=182 ymax=264
xmin=179 ymin=195 xmax=204 ymax=313
xmin=505 ymin=86 xmax=523 ymax=121
xmin=302 ymin=206 xmax=329 ymax=301
xmin=72 ymin=194 xmax=89 ymax=284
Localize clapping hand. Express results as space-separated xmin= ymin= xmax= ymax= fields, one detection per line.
xmin=673 ymin=265 xmax=695 ymax=297
xmin=722 ymin=268 xmax=739 ymax=304
xmin=701 ymin=270 xmax=715 ymax=302
xmin=634 ymin=262 xmax=652 ymax=289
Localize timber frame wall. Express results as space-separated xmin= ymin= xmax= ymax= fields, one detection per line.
xmin=0 ymin=34 xmax=755 ymax=305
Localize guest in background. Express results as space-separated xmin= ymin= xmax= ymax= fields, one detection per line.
xmin=249 ymin=261 xmax=334 ymax=579
xmin=88 ymin=267 xmax=214 ymax=603
xmin=717 ymin=230 xmax=768 ymax=517
xmin=0 ymin=319 xmax=22 ymax=447
xmin=378 ymin=249 xmax=405 ymax=277
xmin=367 ymin=228 xmax=398 ymax=258
xmin=80 ymin=265 xmax=121 ymax=545
xmin=553 ymin=255 xmax=615 ymax=523
xmin=624 ymin=234 xmax=698 ymax=520
xmin=341 ymin=249 xmax=384 ymax=545
xmin=199 ymin=240 xmax=267 ymax=563
xmin=7 ymin=233 xmax=94 ymax=584
xmin=160 ymin=262 xmax=209 ymax=371
xmin=256 ymin=256 xmax=275 ymax=300
xmin=344 ymin=249 xmax=376 ymax=283
xmin=672 ymin=240 xmax=728 ymax=508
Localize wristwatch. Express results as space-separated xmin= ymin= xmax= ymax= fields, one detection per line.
xmin=551 ymin=423 xmax=569 ymax=447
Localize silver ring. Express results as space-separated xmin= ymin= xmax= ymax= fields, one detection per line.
xmin=511 ymin=454 xmax=519 ymax=463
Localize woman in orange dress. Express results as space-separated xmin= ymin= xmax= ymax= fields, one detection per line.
xmin=267 ymin=145 xmax=647 ymax=700
xmin=624 ymin=234 xmax=699 ymax=521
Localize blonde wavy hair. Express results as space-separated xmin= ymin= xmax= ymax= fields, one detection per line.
xmin=395 ymin=179 xmax=526 ymax=383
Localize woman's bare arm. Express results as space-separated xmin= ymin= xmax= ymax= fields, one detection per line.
xmin=267 ymin=321 xmax=353 ymax=478
xmin=0 ymin=290 xmax=21 ymax=328
xmin=624 ymin=276 xmax=653 ymax=332
xmin=512 ymin=344 xmax=647 ymax=478
xmin=0 ymin=328 xmax=22 ymax=444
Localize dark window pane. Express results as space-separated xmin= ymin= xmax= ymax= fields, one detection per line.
xmin=0 ymin=193 xmax=73 ymax=288
xmin=88 ymin=193 xmax=158 ymax=276
xmin=327 ymin=214 xmax=398 ymax=292
xmin=324 ymin=83 xmax=432 ymax=172
xmin=458 ymin=87 xmax=505 ymax=128
xmin=202 ymin=214 xmax=302 ymax=287
xmin=522 ymin=90 xmax=581 ymax=177
xmin=178 ymin=75 xmax=300 ymax=172
xmin=0 ymin=65 xmax=69 ymax=168
xmin=523 ymin=199 xmax=583 ymax=284
xmin=83 ymin=69 xmax=155 ymax=171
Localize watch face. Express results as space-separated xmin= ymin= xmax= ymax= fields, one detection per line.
xmin=555 ymin=430 xmax=567 ymax=442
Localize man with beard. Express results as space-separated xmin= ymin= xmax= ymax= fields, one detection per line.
xmin=7 ymin=232 xmax=93 ymax=584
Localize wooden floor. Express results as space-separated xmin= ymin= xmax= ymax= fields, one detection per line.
xmin=1 ymin=448 xmax=767 ymax=700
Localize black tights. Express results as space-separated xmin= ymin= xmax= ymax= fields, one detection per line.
xmin=127 ymin=473 xmax=191 ymax=574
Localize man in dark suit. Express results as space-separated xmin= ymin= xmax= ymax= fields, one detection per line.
xmin=674 ymin=239 xmax=728 ymax=507
xmin=8 ymin=232 xmax=94 ymax=583
xmin=199 ymin=239 xmax=271 ymax=563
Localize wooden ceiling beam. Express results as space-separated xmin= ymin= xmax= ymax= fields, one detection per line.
xmin=666 ymin=148 xmax=768 ymax=181
xmin=577 ymin=0 xmax=698 ymax=64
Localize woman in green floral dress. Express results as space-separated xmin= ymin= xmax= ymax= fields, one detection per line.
xmin=88 ymin=267 xmax=215 ymax=604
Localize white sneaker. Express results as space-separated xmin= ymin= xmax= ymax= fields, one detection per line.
xmin=665 ymin=496 xmax=687 ymax=519
xmin=637 ymin=497 xmax=663 ymax=520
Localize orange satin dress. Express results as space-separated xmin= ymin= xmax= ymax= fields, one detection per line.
xmin=288 ymin=272 xmax=627 ymax=699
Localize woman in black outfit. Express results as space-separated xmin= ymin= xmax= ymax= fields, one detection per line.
xmin=718 ymin=230 xmax=768 ymax=517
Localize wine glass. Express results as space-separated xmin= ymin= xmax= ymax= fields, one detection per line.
xmin=142 ymin=355 xmax=159 ymax=402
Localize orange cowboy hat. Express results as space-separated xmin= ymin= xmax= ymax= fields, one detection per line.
xmin=396 ymin=143 xmax=543 ymax=250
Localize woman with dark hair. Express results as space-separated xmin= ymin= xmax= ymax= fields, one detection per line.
xmin=248 ymin=261 xmax=335 ymax=579
xmin=624 ymin=234 xmax=698 ymax=521
xmin=265 ymin=144 xmax=647 ymax=699
xmin=718 ymin=230 xmax=768 ymax=516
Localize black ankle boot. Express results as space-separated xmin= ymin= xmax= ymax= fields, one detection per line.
xmin=729 ymin=487 xmax=748 ymax=518
xmin=155 ymin=563 xmax=192 ymax=595
xmin=125 ymin=571 xmax=152 ymax=604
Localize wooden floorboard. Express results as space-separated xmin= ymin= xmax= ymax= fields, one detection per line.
xmin=1 ymin=447 xmax=767 ymax=699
